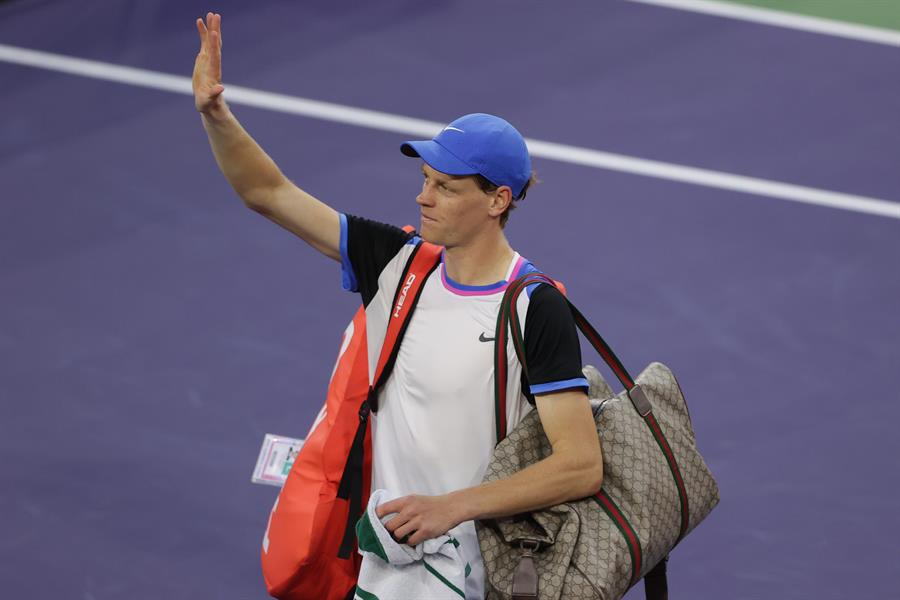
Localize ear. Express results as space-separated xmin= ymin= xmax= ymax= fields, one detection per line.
xmin=487 ymin=186 xmax=513 ymax=218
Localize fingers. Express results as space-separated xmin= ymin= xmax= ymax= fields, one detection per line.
xmin=382 ymin=511 xmax=406 ymax=533
xmin=382 ymin=513 xmax=415 ymax=545
xmin=207 ymin=12 xmax=221 ymax=45
xmin=376 ymin=498 xmax=403 ymax=519
xmin=386 ymin=512 xmax=420 ymax=542
xmin=393 ymin=519 xmax=419 ymax=543
xmin=196 ymin=18 xmax=207 ymax=49
xmin=209 ymin=30 xmax=222 ymax=76
xmin=204 ymin=13 xmax=222 ymax=80
xmin=376 ymin=495 xmax=438 ymax=546
xmin=406 ymin=530 xmax=428 ymax=547
xmin=196 ymin=12 xmax=221 ymax=50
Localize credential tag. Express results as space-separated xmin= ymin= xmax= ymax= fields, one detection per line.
xmin=251 ymin=433 xmax=304 ymax=487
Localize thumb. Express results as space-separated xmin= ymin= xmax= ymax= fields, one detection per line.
xmin=210 ymin=83 xmax=225 ymax=98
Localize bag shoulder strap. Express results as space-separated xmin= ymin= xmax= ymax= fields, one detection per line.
xmin=491 ymin=273 xmax=566 ymax=442
xmin=336 ymin=237 xmax=441 ymax=559
xmin=368 ymin=239 xmax=443 ymax=410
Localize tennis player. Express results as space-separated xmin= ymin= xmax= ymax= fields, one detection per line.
xmin=193 ymin=12 xmax=602 ymax=599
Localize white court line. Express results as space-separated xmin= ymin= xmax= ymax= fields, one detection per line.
xmin=628 ymin=0 xmax=900 ymax=47
xmin=2 ymin=42 xmax=899 ymax=220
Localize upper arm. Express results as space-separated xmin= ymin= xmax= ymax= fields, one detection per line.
xmin=525 ymin=283 xmax=602 ymax=491
xmin=535 ymin=389 xmax=602 ymax=479
xmin=249 ymin=180 xmax=342 ymax=262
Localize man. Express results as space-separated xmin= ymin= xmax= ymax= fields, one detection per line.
xmin=193 ymin=13 xmax=603 ymax=599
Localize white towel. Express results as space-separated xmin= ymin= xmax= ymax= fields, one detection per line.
xmin=355 ymin=489 xmax=470 ymax=600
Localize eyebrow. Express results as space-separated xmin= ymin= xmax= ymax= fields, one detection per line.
xmin=422 ymin=165 xmax=465 ymax=184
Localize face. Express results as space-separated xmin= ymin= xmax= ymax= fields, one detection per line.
xmin=416 ymin=163 xmax=509 ymax=247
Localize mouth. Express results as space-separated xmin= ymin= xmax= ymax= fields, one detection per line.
xmin=421 ymin=214 xmax=436 ymax=223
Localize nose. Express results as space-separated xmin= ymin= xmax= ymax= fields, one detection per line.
xmin=416 ymin=185 xmax=434 ymax=207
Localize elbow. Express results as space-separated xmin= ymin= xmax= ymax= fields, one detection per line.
xmin=243 ymin=196 xmax=270 ymax=215
xmin=583 ymin=460 xmax=604 ymax=497
xmin=239 ymin=178 xmax=289 ymax=214
xmin=240 ymin=188 xmax=272 ymax=214
xmin=563 ymin=455 xmax=603 ymax=499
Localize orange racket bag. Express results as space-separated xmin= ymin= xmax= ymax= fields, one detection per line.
xmin=260 ymin=240 xmax=442 ymax=600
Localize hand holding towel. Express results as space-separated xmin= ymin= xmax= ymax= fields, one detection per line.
xmin=355 ymin=489 xmax=470 ymax=600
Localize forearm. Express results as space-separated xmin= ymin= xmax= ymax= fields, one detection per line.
xmin=449 ymin=450 xmax=603 ymax=523
xmin=201 ymin=107 xmax=288 ymax=208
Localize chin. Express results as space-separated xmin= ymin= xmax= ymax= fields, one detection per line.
xmin=419 ymin=222 xmax=442 ymax=245
xmin=419 ymin=231 xmax=442 ymax=245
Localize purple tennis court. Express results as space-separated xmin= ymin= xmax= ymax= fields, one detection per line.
xmin=1 ymin=1 xmax=898 ymax=598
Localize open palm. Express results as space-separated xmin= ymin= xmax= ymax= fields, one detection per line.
xmin=192 ymin=12 xmax=225 ymax=115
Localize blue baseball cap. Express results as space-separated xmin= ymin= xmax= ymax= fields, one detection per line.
xmin=401 ymin=113 xmax=532 ymax=198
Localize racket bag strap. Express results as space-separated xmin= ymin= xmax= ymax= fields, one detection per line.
xmin=336 ymin=400 xmax=371 ymax=559
xmin=335 ymin=239 xmax=442 ymax=559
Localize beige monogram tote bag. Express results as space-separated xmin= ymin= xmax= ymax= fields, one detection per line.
xmin=477 ymin=273 xmax=719 ymax=600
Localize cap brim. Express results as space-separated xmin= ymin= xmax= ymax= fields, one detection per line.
xmin=400 ymin=140 xmax=477 ymax=176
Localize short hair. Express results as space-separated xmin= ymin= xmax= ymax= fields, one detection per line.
xmin=473 ymin=172 xmax=538 ymax=228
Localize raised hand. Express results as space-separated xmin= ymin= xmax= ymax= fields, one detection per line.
xmin=193 ymin=12 xmax=226 ymax=116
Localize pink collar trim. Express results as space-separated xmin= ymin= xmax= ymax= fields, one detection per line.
xmin=440 ymin=253 xmax=527 ymax=297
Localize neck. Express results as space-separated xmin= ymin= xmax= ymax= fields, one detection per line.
xmin=443 ymin=229 xmax=515 ymax=286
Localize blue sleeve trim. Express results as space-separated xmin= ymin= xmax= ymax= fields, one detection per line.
xmin=530 ymin=377 xmax=589 ymax=395
xmin=516 ymin=261 xmax=543 ymax=298
xmin=405 ymin=235 xmax=422 ymax=246
xmin=339 ymin=213 xmax=358 ymax=292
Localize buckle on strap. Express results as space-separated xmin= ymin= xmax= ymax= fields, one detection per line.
xmin=628 ymin=384 xmax=652 ymax=417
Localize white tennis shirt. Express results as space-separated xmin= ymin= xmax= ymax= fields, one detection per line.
xmin=339 ymin=214 xmax=588 ymax=599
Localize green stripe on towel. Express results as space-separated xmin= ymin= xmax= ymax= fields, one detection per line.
xmin=423 ymin=560 xmax=466 ymax=598
xmin=354 ymin=586 xmax=380 ymax=600
xmin=355 ymin=511 xmax=389 ymax=563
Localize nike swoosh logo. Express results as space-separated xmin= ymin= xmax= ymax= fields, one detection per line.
xmin=478 ymin=332 xmax=496 ymax=342
xmin=442 ymin=126 xmax=465 ymax=133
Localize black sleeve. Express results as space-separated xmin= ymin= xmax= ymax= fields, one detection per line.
xmin=344 ymin=214 xmax=415 ymax=307
xmin=522 ymin=283 xmax=588 ymax=397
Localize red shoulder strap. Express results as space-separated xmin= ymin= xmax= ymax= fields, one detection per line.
xmin=368 ymin=240 xmax=442 ymax=409
xmin=337 ymin=236 xmax=441 ymax=559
